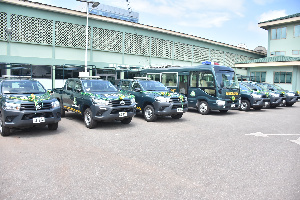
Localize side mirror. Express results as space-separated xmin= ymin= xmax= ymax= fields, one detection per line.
xmin=134 ymin=87 xmax=141 ymax=92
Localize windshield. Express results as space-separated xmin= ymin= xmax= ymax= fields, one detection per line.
xmin=215 ymin=72 xmax=239 ymax=89
xmin=82 ymin=80 xmax=117 ymax=92
xmin=2 ymin=80 xmax=46 ymax=94
xmin=140 ymin=81 xmax=168 ymax=91
xmin=273 ymin=84 xmax=285 ymax=91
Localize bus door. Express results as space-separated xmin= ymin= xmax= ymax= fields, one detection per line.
xmin=178 ymin=73 xmax=189 ymax=95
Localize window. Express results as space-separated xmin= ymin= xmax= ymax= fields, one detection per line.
xmin=190 ymin=72 xmax=197 ymax=87
xmin=271 ymin=27 xmax=286 ymax=39
xmin=295 ymin=25 xmax=300 ymax=37
xmin=161 ymin=73 xmax=177 ymax=87
xmin=292 ymin=50 xmax=300 ymax=55
xmin=270 ymin=51 xmax=285 ymax=56
xmin=250 ymin=72 xmax=266 ymax=83
xmin=274 ymin=72 xmax=292 ymax=84
xmin=32 ymin=66 xmax=51 ymax=78
xmin=147 ymin=73 xmax=160 ymax=81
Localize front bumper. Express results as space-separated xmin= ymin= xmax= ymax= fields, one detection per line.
xmin=92 ymin=105 xmax=136 ymax=121
xmin=286 ymin=96 xmax=298 ymax=104
xmin=153 ymin=101 xmax=188 ymax=116
xmin=210 ymin=100 xmax=239 ymax=110
xmin=269 ymin=96 xmax=283 ymax=107
xmin=252 ymin=97 xmax=270 ymax=109
xmin=2 ymin=107 xmax=61 ymax=128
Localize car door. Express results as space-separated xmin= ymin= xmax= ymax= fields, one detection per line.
xmin=131 ymin=82 xmax=144 ymax=110
xmin=62 ymin=80 xmax=75 ymax=107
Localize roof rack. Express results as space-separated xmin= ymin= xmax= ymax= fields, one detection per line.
xmin=1 ymin=75 xmax=32 ymax=80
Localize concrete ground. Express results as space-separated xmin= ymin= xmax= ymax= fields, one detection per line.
xmin=1 ymin=103 xmax=300 ymax=200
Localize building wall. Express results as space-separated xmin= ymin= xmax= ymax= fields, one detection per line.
xmin=0 ymin=2 xmax=263 ymax=69
xmin=268 ymin=22 xmax=300 ymax=57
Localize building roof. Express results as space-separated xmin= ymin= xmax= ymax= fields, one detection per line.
xmin=237 ymin=56 xmax=300 ymax=64
xmin=1 ymin=0 xmax=265 ymax=56
xmin=259 ymin=13 xmax=300 ymax=30
xmin=235 ymin=56 xmax=300 ymax=67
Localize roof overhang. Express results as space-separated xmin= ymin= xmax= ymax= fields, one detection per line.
xmin=0 ymin=0 xmax=265 ymax=56
xmin=235 ymin=61 xmax=300 ymax=68
xmin=259 ymin=16 xmax=300 ymax=30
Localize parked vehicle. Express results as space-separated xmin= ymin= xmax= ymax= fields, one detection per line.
xmin=0 ymin=77 xmax=61 ymax=136
xmin=251 ymin=82 xmax=284 ymax=108
xmin=257 ymin=83 xmax=298 ymax=107
xmin=52 ymin=78 xmax=136 ymax=128
xmin=239 ymin=82 xmax=270 ymax=111
xmin=141 ymin=62 xmax=240 ymax=115
xmin=117 ymin=78 xmax=188 ymax=122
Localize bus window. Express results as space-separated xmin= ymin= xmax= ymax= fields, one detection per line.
xmin=161 ymin=73 xmax=177 ymax=87
xmin=147 ymin=73 xmax=160 ymax=81
xmin=190 ymin=72 xmax=197 ymax=87
xmin=199 ymin=72 xmax=216 ymax=96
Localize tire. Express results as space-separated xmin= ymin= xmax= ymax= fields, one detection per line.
xmin=48 ymin=122 xmax=58 ymax=130
xmin=0 ymin=118 xmax=10 ymax=137
xmin=240 ymin=100 xmax=250 ymax=111
xmin=171 ymin=114 xmax=183 ymax=119
xmin=60 ymin=100 xmax=65 ymax=117
xmin=121 ymin=117 xmax=132 ymax=124
xmin=219 ymin=110 xmax=228 ymax=113
xmin=198 ymin=101 xmax=210 ymax=115
xmin=84 ymin=108 xmax=97 ymax=129
xmin=144 ymin=105 xmax=157 ymax=122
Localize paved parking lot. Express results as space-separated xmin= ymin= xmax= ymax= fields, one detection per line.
xmin=1 ymin=104 xmax=300 ymax=200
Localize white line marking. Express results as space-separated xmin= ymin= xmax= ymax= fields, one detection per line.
xmin=246 ymin=132 xmax=300 ymax=146
xmin=290 ymin=137 xmax=300 ymax=146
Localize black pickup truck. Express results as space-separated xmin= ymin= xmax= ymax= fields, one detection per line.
xmin=0 ymin=78 xmax=61 ymax=136
xmin=117 ymin=79 xmax=188 ymax=122
xmin=52 ymin=78 xmax=136 ymax=128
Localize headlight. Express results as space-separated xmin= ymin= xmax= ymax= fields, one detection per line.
xmin=155 ymin=96 xmax=170 ymax=103
xmin=270 ymin=93 xmax=279 ymax=97
xmin=216 ymin=100 xmax=225 ymax=106
xmin=51 ymin=100 xmax=60 ymax=108
xmin=3 ymin=102 xmax=21 ymax=110
xmin=184 ymin=97 xmax=188 ymax=102
xmin=130 ymin=98 xmax=135 ymax=104
xmin=286 ymin=92 xmax=295 ymax=97
xmin=94 ymin=99 xmax=110 ymax=106
xmin=251 ymin=93 xmax=262 ymax=98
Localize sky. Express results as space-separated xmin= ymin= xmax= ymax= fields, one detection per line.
xmin=31 ymin=0 xmax=300 ymax=51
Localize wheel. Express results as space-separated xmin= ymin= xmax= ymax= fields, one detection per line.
xmin=84 ymin=108 xmax=97 ymax=129
xmin=144 ymin=105 xmax=157 ymax=122
xmin=121 ymin=117 xmax=132 ymax=124
xmin=286 ymin=102 xmax=294 ymax=107
xmin=219 ymin=110 xmax=228 ymax=113
xmin=0 ymin=118 xmax=10 ymax=137
xmin=198 ymin=101 xmax=210 ymax=115
xmin=48 ymin=122 xmax=58 ymax=130
xmin=60 ymin=100 xmax=65 ymax=117
xmin=171 ymin=114 xmax=183 ymax=119
xmin=240 ymin=100 xmax=250 ymax=111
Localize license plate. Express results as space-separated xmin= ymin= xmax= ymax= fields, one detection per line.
xmin=177 ymin=108 xmax=183 ymax=112
xmin=231 ymin=104 xmax=235 ymax=108
xmin=119 ymin=112 xmax=127 ymax=117
xmin=33 ymin=117 xmax=45 ymax=123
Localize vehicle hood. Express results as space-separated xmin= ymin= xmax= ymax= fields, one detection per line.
xmin=82 ymin=92 xmax=134 ymax=100
xmin=3 ymin=93 xmax=53 ymax=103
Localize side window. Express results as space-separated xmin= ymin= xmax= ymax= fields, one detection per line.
xmin=120 ymin=81 xmax=131 ymax=91
xmin=74 ymin=81 xmax=83 ymax=92
xmin=66 ymin=80 xmax=75 ymax=91
xmin=132 ymin=82 xmax=141 ymax=90
xmin=161 ymin=73 xmax=177 ymax=86
xmin=190 ymin=72 xmax=197 ymax=87
xmin=199 ymin=72 xmax=215 ymax=88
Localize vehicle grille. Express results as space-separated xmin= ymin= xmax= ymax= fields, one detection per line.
xmin=111 ymin=99 xmax=131 ymax=107
xmin=170 ymin=97 xmax=185 ymax=103
xmin=22 ymin=112 xmax=54 ymax=120
xmin=20 ymin=102 xmax=52 ymax=111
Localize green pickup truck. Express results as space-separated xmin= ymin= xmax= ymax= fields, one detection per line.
xmin=0 ymin=78 xmax=61 ymax=136
xmin=51 ymin=78 xmax=136 ymax=128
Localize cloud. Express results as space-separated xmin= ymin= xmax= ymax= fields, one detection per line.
xmin=258 ymin=10 xmax=287 ymax=22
